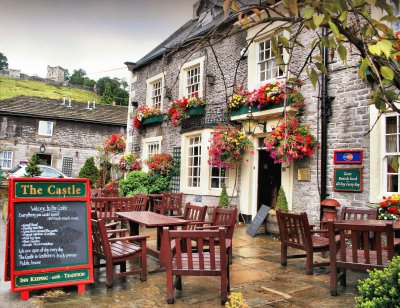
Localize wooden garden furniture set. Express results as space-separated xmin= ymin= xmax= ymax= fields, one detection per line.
xmin=90 ymin=195 xmax=237 ymax=305
xmin=276 ymin=207 xmax=400 ymax=297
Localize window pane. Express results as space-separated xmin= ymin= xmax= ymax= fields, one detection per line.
xmin=387 ymin=156 xmax=399 ymax=173
xmin=187 ymin=135 xmax=201 ymax=188
xmin=387 ymin=174 xmax=398 ymax=192
xmin=258 ymin=36 xmax=284 ymax=82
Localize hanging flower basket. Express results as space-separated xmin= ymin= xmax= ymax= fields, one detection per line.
xmin=208 ymin=124 xmax=253 ymax=169
xmin=145 ymin=153 xmax=176 ymax=175
xmin=264 ymin=115 xmax=317 ymax=165
xmin=118 ymin=153 xmax=142 ymax=172
xmin=132 ymin=106 xmax=163 ymax=128
xmin=103 ymin=134 xmax=126 ymax=154
xmin=167 ymin=92 xmax=205 ymax=126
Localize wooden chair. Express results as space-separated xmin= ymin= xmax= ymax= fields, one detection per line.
xmin=153 ymin=193 xmax=183 ymax=216
xmin=196 ymin=207 xmax=237 ymax=264
xmin=126 ymin=194 xmax=149 ymax=211
xmin=91 ymin=219 xmax=148 ymax=287
xmin=101 ymin=188 xmax=119 ymax=197
xmin=163 ymin=227 xmax=230 ymax=305
xmin=276 ymin=210 xmax=332 ymax=275
xmin=175 ymin=202 xmax=208 ymax=230
xmin=327 ymin=220 xmax=395 ymax=296
xmin=340 ymin=206 xmax=378 ymax=221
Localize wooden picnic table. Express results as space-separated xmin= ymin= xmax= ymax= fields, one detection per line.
xmin=336 ymin=219 xmax=400 ymax=230
xmin=116 ymin=211 xmax=188 ymax=268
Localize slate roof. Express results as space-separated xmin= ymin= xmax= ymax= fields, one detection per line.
xmin=0 ymin=96 xmax=128 ymax=126
xmin=129 ymin=1 xmax=234 ymax=71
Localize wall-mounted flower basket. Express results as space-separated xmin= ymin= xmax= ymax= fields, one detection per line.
xmin=186 ymin=105 xmax=205 ymax=116
xmin=141 ymin=115 xmax=163 ymax=127
xmin=229 ymin=102 xmax=290 ymax=117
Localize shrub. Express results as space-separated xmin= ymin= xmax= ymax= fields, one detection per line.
xmin=119 ymin=171 xmax=150 ymax=196
xmin=78 ymin=157 xmax=99 ymax=188
xmin=355 ymin=256 xmax=400 ymax=307
xmin=276 ymin=186 xmax=288 ymax=210
xmin=148 ymin=172 xmax=171 ymax=194
xmin=25 ymin=154 xmax=42 ymax=177
xmin=218 ymin=184 xmax=229 ymax=207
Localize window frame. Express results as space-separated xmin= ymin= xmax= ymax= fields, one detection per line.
xmin=179 ymin=56 xmax=205 ymax=99
xmin=38 ymin=120 xmax=54 ymax=136
xmin=0 ymin=150 xmax=13 ymax=170
xmin=210 ymin=166 xmax=229 ymax=189
xmin=146 ymin=73 xmax=164 ymax=110
xmin=187 ymin=135 xmax=202 ymax=188
xmin=257 ymin=35 xmax=284 ymax=84
xmin=142 ymin=136 xmax=162 ymax=172
xmin=383 ymin=113 xmax=400 ymax=193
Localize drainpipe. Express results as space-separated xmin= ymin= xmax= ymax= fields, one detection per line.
xmin=320 ymin=28 xmax=332 ymax=220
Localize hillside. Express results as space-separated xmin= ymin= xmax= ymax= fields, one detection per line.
xmin=0 ymin=77 xmax=101 ymax=102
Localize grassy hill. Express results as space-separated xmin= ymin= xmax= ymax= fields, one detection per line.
xmin=0 ymin=77 xmax=101 ymax=102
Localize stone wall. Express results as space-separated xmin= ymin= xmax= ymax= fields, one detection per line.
xmin=0 ymin=115 xmax=125 ymax=177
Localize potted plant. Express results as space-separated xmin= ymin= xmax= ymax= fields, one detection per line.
xmin=132 ymin=106 xmax=163 ymax=128
xmin=267 ymin=186 xmax=288 ymax=235
xmin=377 ymin=194 xmax=400 ymax=221
xmin=145 ymin=153 xmax=176 ymax=176
xmin=218 ymin=183 xmax=229 ymax=208
xmin=264 ymin=115 xmax=317 ymax=165
xmin=167 ymin=92 xmax=205 ymax=126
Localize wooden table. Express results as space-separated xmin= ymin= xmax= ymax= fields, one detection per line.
xmin=337 ymin=219 xmax=400 ymax=230
xmin=116 ymin=211 xmax=188 ymax=268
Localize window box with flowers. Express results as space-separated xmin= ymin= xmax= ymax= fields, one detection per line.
xmin=145 ymin=153 xmax=177 ymax=176
xmin=264 ymin=115 xmax=317 ymax=165
xmin=118 ymin=153 xmax=142 ymax=173
xmin=103 ymin=134 xmax=126 ymax=154
xmin=167 ymin=93 xmax=205 ymax=127
xmin=228 ymin=80 xmax=304 ymax=117
xmin=208 ymin=125 xmax=253 ymax=170
xmin=132 ymin=106 xmax=163 ymax=128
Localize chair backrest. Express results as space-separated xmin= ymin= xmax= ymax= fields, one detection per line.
xmin=91 ymin=197 xmax=136 ymax=218
xmin=327 ymin=221 xmax=395 ymax=270
xmin=163 ymin=227 xmax=226 ymax=272
xmin=91 ymin=218 xmax=111 ymax=258
xmin=276 ymin=210 xmax=312 ymax=250
xmin=183 ymin=203 xmax=208 ymax=230
xmin=161 ymin=193 xmax=183 ymax=213
xmin=90 ymin=188 xmax=102 ymax=197
xmin=340 ymin=206 xmax=378 ymax=221
xmin=211 ymin=207 xmax=237 ymax=240
xmin=126 ymin=194 xmax=149 ymax=211
xmin=101 ymin=189 xmax=119 ymax=197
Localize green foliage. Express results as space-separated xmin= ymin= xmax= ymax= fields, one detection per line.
xmin=0 ymin=76 xmax=101 ymax=101
xmin=276 ymin=186 xmax=288 ymax=210
xmin=119 ymin=170 xmax=172 ymax=196
xmin=355 ymin=256 xmax=400 ymax=307
xmin=218 ymin=184 xmax=229 ymax=207
xmin=78 ymin=157 xmax=99 ymax=188
xmin=69 ymin=68 xmax=95 ymax=87
xmin=25 ymin=154 xmax=42 ymax=177
xmin=0 ymin=52 xmax=8 ymax=70
xmin=100 ymin=82 xmax=114 ymax=105
xmin=97 ymin=77 xmax=129 ymax=106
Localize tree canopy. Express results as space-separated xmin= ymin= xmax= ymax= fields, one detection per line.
xmin=0 ymin=52 xmax=8 ymax=70
xmin=69 ymin=68 xmax=95 ymax=87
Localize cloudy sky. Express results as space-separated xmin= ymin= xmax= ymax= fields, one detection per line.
xmin=1 ymin=0 xmax=194 ymax=80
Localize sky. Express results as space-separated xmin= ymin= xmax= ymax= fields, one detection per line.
xmin=1 ymin=0 xmax=195 ymax=81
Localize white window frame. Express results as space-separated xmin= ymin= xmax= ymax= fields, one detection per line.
xmin=391 ymin=0 xmax=400 ymax=32
xmin=179 ymin=56 xmax=205 ymax=98
xmin=0 ymin=150 xmax=13 ymax=169
xmin=210 ymin=166 xmax=229 ymax=189
xmin=38 ymin=120 xmax=54 ymax=136
xmin=146 ymin=73 xmax=164 ymax=110
xmin=257 ymin=35 xmax=284 ymax=84
xmin=382 ymin=113 xmax=400 ymax=193
xmin=142 ymin=136 xmax=162 ymax=172
xmin=180 ymin=129 xmax=237 ymax=196
xmin=187 ymin=135 xmax=202 ymax=188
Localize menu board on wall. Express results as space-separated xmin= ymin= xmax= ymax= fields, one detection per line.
xmin=334 ymin=168 xmax=363 ymax=192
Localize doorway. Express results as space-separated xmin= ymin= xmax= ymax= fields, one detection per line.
xmin=37 ymin=154 xmax=52 ymax=166
xmin=257 ymin=150 xmax=281 ymax=211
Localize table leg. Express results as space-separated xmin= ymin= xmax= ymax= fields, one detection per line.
xmin=129 ymin=221 xmax=139 ymax=236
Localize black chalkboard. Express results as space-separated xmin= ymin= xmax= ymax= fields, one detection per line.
xmin=14 ymin=201 xmax=88 ymax=270
xmin=246 ymin=204 xmax=271 ymax=237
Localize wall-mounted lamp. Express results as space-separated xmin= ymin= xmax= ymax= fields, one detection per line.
xmin=241 ymin=107 xmax=268 ymax=135
xmin=75 ymin=151 xmax=79 ymax=157
xmin=39 ymin=143 xmax=46 ymax=153
xmin=206 ymin=74 xmax=215 ymax=85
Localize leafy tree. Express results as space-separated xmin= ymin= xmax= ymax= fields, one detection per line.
xmin=97 ymin=76 xmax=129 ymax=106
xmin=25 ymin=154 xmax=42 ymax=177
xmin=100 ymin=82 xmax=114 ymax=105
xmin=0 ymin=52 xmax=8 ymax=70
xmin=64 ymin=69 xmax=70 ymax=81
xmin=69 ymin=69 xmax=87 ymax=85
xmin=97 ymin=77 xmax=120 ymax=95
xmin=78 ymin=157 xmax=99 ymax=188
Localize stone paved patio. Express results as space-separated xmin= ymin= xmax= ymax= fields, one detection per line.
xmin=0 ymin=220 xmax=364 ymax=307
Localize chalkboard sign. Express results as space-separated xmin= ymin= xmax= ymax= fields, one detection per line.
xmin=334 ymin=168 xmax=363 ymax=192
xmin=246 ymin=204 xmax=271 ymax=237
xmin=14 ymin=201 xmax=88 ymax=270
xmin=5 ymin=178 xmax=93 ymax=300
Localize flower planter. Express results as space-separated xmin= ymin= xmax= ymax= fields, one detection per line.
xmin=140 ymin=115 xmax=163 ymax=127
xmin=186 ymin=105 xmax=205 ymax=116
xmin=229 ymin=101 xmax=292 ymax=117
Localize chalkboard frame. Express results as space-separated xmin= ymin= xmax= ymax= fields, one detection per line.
xmin=246 ymin=204 xmax=271 ymax=237
xmin=6 ymin=178 xmax=93 ymax=299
